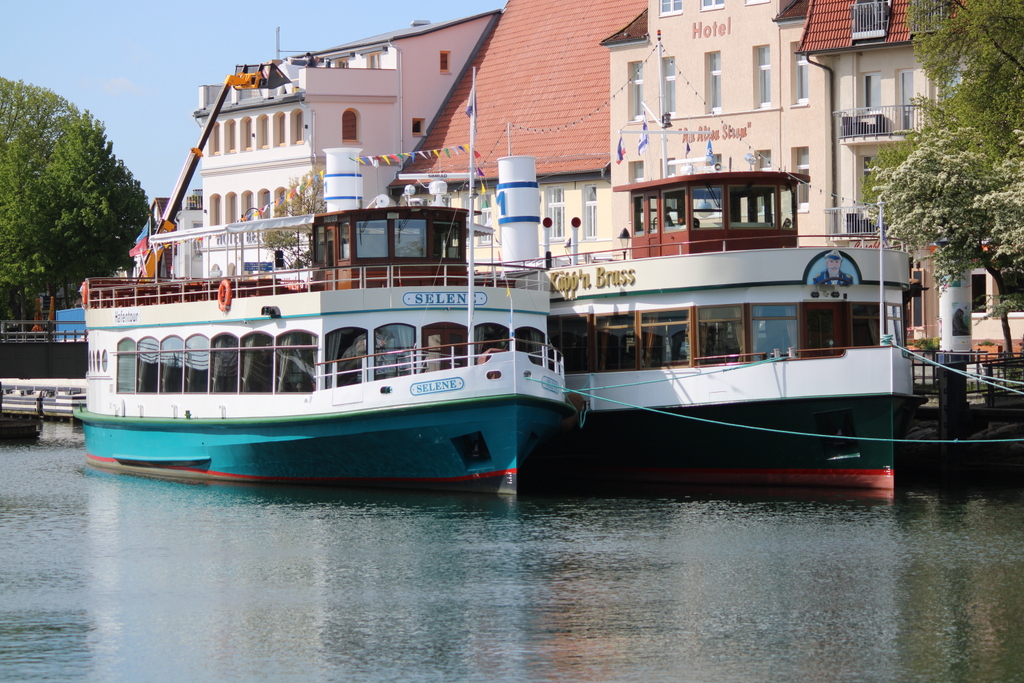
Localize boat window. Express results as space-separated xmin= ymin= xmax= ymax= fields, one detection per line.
xmin=692 ymin=185 xmax=723 ymax=229
xmin=780 ymin=185 xmax=796 ymax=229
xmin=241 ymin=332 xmax=274 ymax=393
xmin=355 ymin=219 xmax=388 ymax=258
xmin=160 ymin=336 xmax=185 ymax=394
xmin=211 ymin=333 xmax=239 ymax=393
xmin=184 ymin=335 xmax=210 ymax=393
xmin=596 ymin=314 xmax=637 ymax=371
xmin=752 ymin=305 xmax=797 ymax=356
xmin=432 ymin=217 xmax=462 ymax=259
xmin=852 ymin=304 xmax=880 ymax=346
xmin=395 ymin=218 xmax=427 ymax=258
xmin=515 ymin=326 xmax=545 ymax=366
xmin=117 ymin=338 xmax=136 ymax=394
xmin=474 ymin=323 xmax=510 ymax=358
xmin=729 ymin=185 xmax=776 ymax=228
xmin=324 ymin=327 xmax=367 ymax=388
xmin=373 ymin=323 xmax=415 ymax=379
xmin=632 ymin=195 xmax=644 ymax=236
xmin=641 ymin=310 xmax=690 ymax=368
xmin=422 ymin=323 xmax=468 ymax=371
xmin=275 ymin=331 xmax=317 ymax=393
xmin=338 ymin=223 xmax=349 ymax=260
xmin=663 ymin=189 xmax=686 ymax=232
xmin=136 ymin=336 xmax=159 ymax=393
xmin=314 ymin=225 xmax=326 ymax=263
xmin=548 ymin=316 xmax=589 ymax=374
xmin=697 ymin=306 xmax=744 ymax=364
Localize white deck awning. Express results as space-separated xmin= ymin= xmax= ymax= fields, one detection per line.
xmin=148 ymin=214 xmax=316 ymax=246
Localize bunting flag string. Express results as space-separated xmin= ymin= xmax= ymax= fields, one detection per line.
xmin=351 ymin=144 xmax=475 ymax=167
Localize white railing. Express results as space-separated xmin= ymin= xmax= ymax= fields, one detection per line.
xmin=851 ymin=0 xmax=890 ymax=40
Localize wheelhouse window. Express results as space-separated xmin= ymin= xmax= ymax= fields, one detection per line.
xmin=432 ymin=218 xmax=462 ymax=259
xmin=852 ymin=304 xmax=880 ymax=346
xmin=697 ymin=306 xmax=744 ymax=363
xmin=355 ymin=220 xmax=389 ymax=258
xmin=394 ymin=218 xmax=427 ymax=258
xmin=641 ymin=310 xmax=690 ymax=368
xmin=751 ymin=305 xmax=797 ymax=356
xmin=663 ymin=188 xmax=687 ymax=232
xmin=692 ymin=185 xmax=723 ymax=229
xmin=596 ymin=314 xmax=636 ymax=371
xmin=728 ymin=185 xmax=776 ymax=228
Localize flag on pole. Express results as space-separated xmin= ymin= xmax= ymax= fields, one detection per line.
xmin=685 ymin=141 xmax=691 ymax=156
xmin=638 ymin=118 xmax=650 ymax=155
xmin=705 ymin=139 xmax=714 ymax=163
xmin=616 ymin=136 xmax=625 ymax=164
xmin=465 ymin=84 xmax=477 ymax=133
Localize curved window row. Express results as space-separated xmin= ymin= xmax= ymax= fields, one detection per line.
xmin=209 ymin=110 xmax=305 ymax=156
xmin=207 ymin=188 xmax=286 ymax=226
xmin=116 ymin=331 xmax=317 ymax=395
xmin=113 ymin=323 xmax=549 ymax=395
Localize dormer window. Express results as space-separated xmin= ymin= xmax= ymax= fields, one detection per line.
xmin=851 ymin=0 xmax=890 ymax=40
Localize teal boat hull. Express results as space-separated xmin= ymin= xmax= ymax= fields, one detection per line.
xmin=82 ymin=395 xmax=574 ymax=494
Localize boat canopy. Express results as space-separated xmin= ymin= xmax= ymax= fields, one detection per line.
xmin=148 ymin=214 xmax=317 ymax=246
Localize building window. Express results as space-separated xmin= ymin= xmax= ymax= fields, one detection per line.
xmin=224 ymin=119 xmax=236 ymax=153
xmin=545 ymin=186 xmax=565 ymax=240
xmin=210 ymin=122 xmax=221 ymax=155
xmin=274 ymin=113 xmax=286 ymax=147
xmin=794 ymin=147 xmax=810 ymax=212
xmin=412 ymin=118 xmax=425 ymax=136
xmin=342 ymin=109 xmax=358 ymax=142
xmin=367 ymin=53 xmax=382 ymax=69
xmin=756 ymin=150 xmax=772 ymax=170
xmin=478 ymin=194 xmax=493 ymax=245
xmin=661 ymin=0 xmax=683 ymax=13
xmin=756 ymin=46 xmax=771 ymax=108
xmin=629 ymin=62 xmax=644 ymax=120
xmin=225 ymin=193 xmax=238 ymax=223
xmin=863 ymin=72 xmax=881 ymax=109
xmin=439 ymin=51 xmax=450 ymax=73
xmin=707 ymin=52 xmax=722 ymax=113
xmin=259 ymin=189 xmax=271 ymax=213
xmin=629 ymin=161 xmax=645 ymax=184
xmin=583 ymin=184 xmax=598 ymax=239
xmin=663 ymin=57 xmax=676 ymax=115
xmin=794 ymin=49 xmax=809 ymax=104
xmin=209 ymin=194 xmax=221 ymax=226
xmin=702 ymin=0 xmax=725 ymax=8
xmin=241 ymin=117 xmax=253 ymax=151
xmin=291 ymin=110 xmax=304 ymax=144
xmin=257 ymin=115 xmax=269 ymax=148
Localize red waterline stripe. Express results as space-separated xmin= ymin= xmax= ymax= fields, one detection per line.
xmin=85 ymin=454 xmax=515 ymax=483
xmin=596 ymin=466 xmax=894 ymax=490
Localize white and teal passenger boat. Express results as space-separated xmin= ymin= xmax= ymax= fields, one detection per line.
xmin=80 ymin=196 xmax=572 ymax=494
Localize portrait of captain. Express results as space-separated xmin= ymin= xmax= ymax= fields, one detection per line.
xmin=812 ymin=249 xmax=854 ymax=285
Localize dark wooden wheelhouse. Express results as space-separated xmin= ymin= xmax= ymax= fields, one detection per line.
xmin=617 ymin=170 xmax=808 ymax=257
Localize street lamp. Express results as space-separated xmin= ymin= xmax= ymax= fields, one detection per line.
xmin=618 ymin=228 xmax=630 ymax=260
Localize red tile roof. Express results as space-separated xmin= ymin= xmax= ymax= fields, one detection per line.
xmin=399 ymin=0 xmax=648 ymax=182
xmin=602 ymin=9 xmax=649 ymax=47
xmin=800 ymin=0 xmax=910 ymax=53
xmin=776 ymin=0 xmax=810 ymax=22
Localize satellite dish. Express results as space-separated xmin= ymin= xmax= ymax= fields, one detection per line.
xmin=372 ymin=194 xmax=392 ymax=208
xmin=744 ymin=152 xmax=757 ymax=169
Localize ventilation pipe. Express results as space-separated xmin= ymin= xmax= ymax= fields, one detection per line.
xmin=323 ymin=147 xmax=362 ymax=211
xmin=497 ymin=156 xmax=540 ymax=263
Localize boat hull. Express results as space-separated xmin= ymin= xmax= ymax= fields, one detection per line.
xmin=528 ymin=393 xmax=920 ymax=490
xmin=82 ymin=395 xmax=573 ymax=494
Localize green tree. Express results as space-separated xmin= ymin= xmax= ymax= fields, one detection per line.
xmin=871 ymin=127 xmax=1024 ymax=350
xmin=0 ymin=79 xmax=147 ymax=318
xmin=265 ymin=167 xmax=323 ymax=269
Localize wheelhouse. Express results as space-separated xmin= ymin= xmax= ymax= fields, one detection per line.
xmin=619 ymin=170 xmax=808 ymax=257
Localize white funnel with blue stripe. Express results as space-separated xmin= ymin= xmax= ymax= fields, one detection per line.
xmin=497 ymin=156 xmax=539 ymax=263
xmin=324 ymin=147 xmax=362 ymax=211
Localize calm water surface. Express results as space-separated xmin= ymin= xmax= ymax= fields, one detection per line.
xmin=3 ymin=423 xmax=1024 ymax=682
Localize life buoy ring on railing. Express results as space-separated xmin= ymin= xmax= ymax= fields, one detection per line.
xmin=217 ymin=279 xmax=233 ymax=312
xmin=80 ymin=281 xmax=89 ymax=310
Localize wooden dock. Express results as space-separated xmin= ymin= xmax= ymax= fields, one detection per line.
xmin=0 ymin=418 xmax=39 ymax=439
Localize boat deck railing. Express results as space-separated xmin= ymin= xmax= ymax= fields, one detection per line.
xmin=319 ymin=337 xmax=564 ymax=389
xmin=0 ymin=320 xmax=87 ymax=343
xmin=83 ymin=263 xmax=552 ymax=309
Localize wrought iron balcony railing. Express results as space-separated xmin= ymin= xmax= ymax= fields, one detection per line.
xmin=834 ymin=105 xmax=919 ymax=139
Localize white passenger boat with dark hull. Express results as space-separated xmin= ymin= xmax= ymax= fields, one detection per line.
xmin=530 ymin=169 xmax=917 ymax=491
xmin=79 ymin=152 xmax=572 ymax=494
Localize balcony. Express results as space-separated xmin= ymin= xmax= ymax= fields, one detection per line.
xmin=908 ymin=0 xmax=949 ymax=34
xmin=835 ymin=105 xmax=919 ymax=140
xmin=851 ymin=0 xmax=890 ymax=40
xmin=825 ymin=206 xmax=879 ymax=240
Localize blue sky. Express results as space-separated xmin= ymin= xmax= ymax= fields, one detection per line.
xmin=3 ymin=0 xmax=500 ymax=201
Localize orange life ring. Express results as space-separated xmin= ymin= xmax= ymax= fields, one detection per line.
xmin=80 ymin=281 xmax=89 ymax=310
xmin=217 ymin=279 xmax=233 ymax=312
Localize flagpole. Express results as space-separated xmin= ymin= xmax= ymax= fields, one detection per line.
xmin=467 ymin=68 xmax=477 ymax=345
xmin=878 ymin=201 xmax=886 ymax=343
